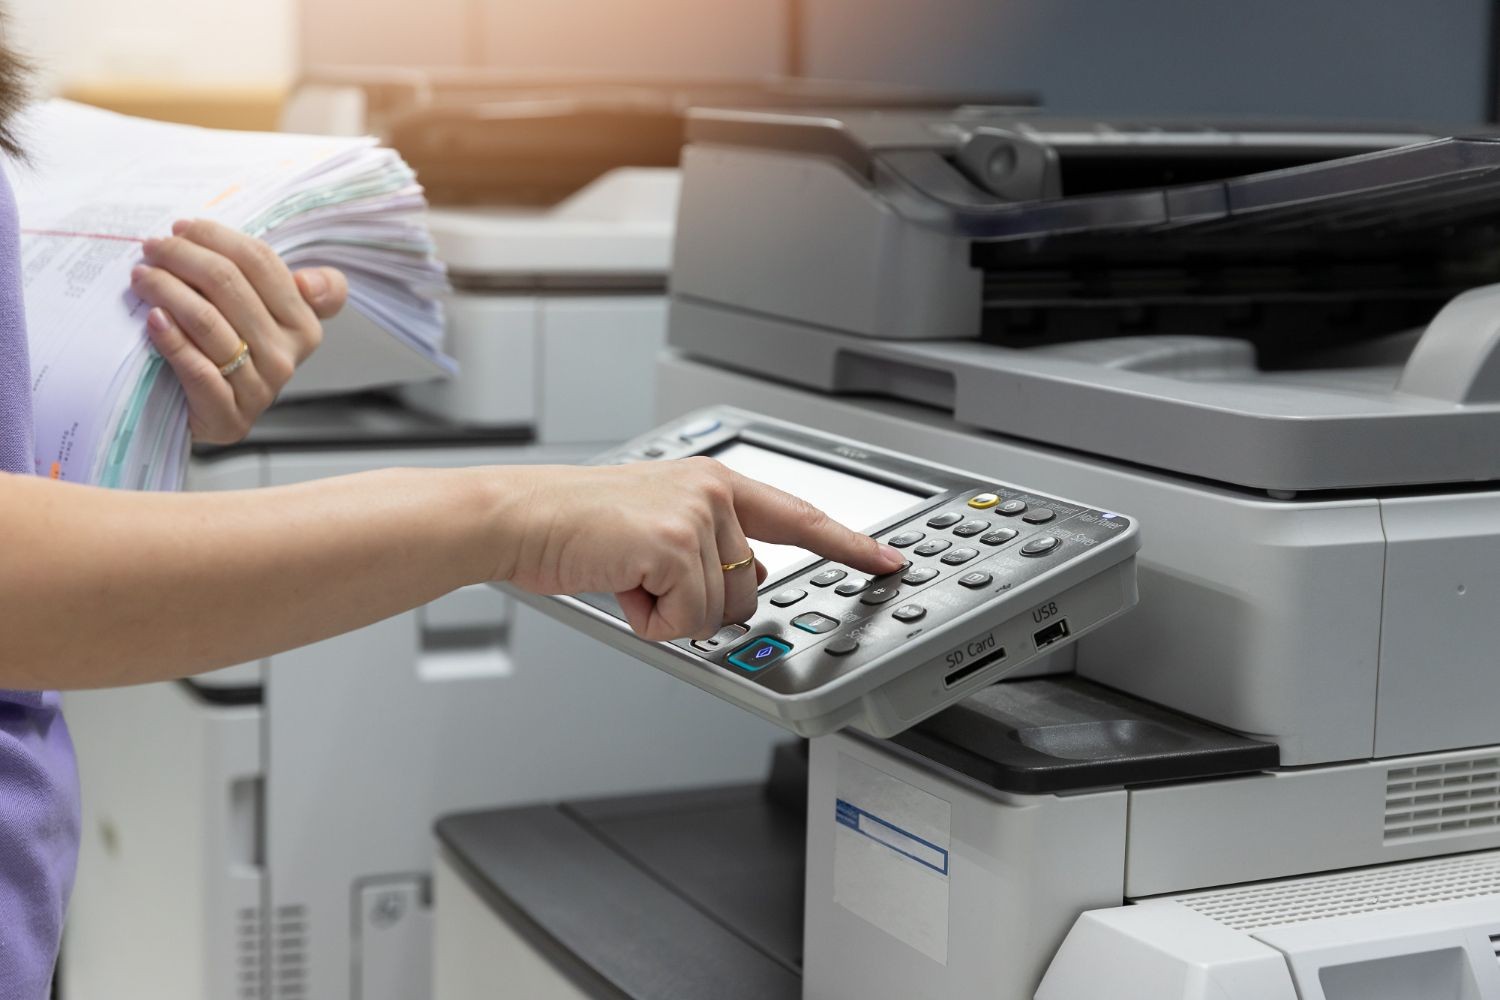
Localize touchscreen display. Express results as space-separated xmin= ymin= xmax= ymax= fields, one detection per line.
xmin=712 ymin=442 xmax=925 ymax=581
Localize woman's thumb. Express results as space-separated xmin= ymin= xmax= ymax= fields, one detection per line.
xmin=294 ymin=267 xmax=349 ymax=319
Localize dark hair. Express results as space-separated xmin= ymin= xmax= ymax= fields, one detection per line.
xmin=0 ymin=12 xmax=29 ymax=159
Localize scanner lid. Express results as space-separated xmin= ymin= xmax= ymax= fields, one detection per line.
xmin=672 ymin=109 xmax=1500 ymax=493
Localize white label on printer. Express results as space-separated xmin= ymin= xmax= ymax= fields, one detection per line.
xmin=833 ymin=752 xmax=951 ymax=964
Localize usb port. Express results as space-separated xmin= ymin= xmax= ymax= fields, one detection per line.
xmin=1033 ymin=619 xmax=1071 ymax=650
xmin=944 ymin=645 xmax=1007 ymax=688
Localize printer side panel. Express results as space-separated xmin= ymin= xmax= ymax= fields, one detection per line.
xmin=672 ymin=146 xmax=981 ymax=342
xmin=804 ymin=734 xmax=1127 ymax=1000
xmin=1376 ymin=492 xmax=1500 ymax=758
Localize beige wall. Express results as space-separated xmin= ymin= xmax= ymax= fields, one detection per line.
xmin=300 ymin=0 xmax=786 ymax=76
xmin=9 ymin=0 xmax=297 ymax=92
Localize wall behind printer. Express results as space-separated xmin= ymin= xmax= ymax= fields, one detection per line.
xmin=803 ymin=0 xmax=1495 ymax=121
xmin=12 ymin=0 xmax=1491 ymax=122
xmin=300 ymin=0 xmax=788 ymax=77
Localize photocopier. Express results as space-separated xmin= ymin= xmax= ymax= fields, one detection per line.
xmin=434 ymin=110 xmax=1500 ymax=1000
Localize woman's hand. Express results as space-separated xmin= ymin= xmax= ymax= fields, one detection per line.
xmin=130 ymin=219 xmax=349 ymax=444
xmin=492 ymin=458 xmax=907 ymax=641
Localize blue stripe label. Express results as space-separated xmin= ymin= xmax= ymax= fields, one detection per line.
xmin=835 ymin=799 xmax=949 ymax=875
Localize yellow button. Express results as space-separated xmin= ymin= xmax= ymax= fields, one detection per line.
xmin=968 ymin=493 xmax=1001 ymax=509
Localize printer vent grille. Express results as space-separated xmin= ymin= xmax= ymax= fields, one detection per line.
xmin=234 ymin=905 xmax=262 ymax=999
xmin=1172 ymin=851 xmax=1500 ymax=932
xmin=1385 ymin=755 xmax=1500 ymax=842
xmin=272 ymin=903 xmax=308 ymax=1000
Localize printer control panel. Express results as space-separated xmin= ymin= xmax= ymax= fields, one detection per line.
xmin=516 ymin=407 xmax=1139 ymax=737
xmin=694 ymin=487 xmax=1131 ymax=697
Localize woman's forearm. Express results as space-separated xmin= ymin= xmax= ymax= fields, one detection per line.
xmin=0 ymin=467 xmax=510 ymax=689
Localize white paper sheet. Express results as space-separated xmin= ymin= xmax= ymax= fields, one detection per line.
xmin=5 ymin=100 xmax=452 ymax=489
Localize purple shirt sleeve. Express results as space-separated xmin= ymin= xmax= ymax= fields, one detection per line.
xmin=0 ymin=161 xmax=84 ymax=997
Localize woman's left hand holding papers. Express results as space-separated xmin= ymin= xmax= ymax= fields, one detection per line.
xmin=130 ymin=219 xmax=349 ymax=443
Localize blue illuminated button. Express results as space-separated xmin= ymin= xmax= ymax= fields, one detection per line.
xmin=728 ymin=636 xmax=792 ymax=672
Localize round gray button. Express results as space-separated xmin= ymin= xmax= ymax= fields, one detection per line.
xmin=1021 ymin=535 xmax=1062 ymax=556
xmin=826 ymin=637 xmax=860 ymax=656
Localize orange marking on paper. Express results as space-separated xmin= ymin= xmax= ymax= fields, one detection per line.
xmin=205 ymin=184 xmax=241 ymax=208
xmin=49 ymin=462 xmax=60 ymax=479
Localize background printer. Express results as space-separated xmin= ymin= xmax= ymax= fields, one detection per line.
xmin=434 ymin=111 xmax=1500 ymax=999
xmin=57 ymin=85 xmax=741 ymax=1000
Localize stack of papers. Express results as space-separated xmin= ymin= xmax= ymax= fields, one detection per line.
xmin=6 ymin=100 xmax=453 ymax=490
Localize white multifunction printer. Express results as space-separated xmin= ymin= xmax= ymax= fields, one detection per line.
xmin=432 ymin=110 xmax=1500 ymax=1000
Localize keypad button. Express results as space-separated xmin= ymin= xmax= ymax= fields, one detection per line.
xmin=835 ymin=578 xmax=870 ymax=597
xmin=958 ymin=571 xmax=993 ymax=589
xmin=952 ymin=519 xmax=990 ymax=537
xmin=770 ymin=589 xmax=807 ymax=608
xmin=892 ymin=604 xmax=927 ymax=623
xmin=980 ymin=528 xmax=1019 ymax=546
xmin=967 ymin=493 xmax=1001 ymax=509
xmin=791 ymin=612 xmax=841 ymax=634
xmin=642 ymin=446 xmax=667 ymax=459
xmin=860 ymin=584 xmax=902 ymax=606
xmin=914 ymin=539 xmax=952 ymax=557
xmin=998 ymin=500 xmax=1028 ymax=516
xmin=902 ymin=567 xmax=939 ymax=585
xmin=887 ymin=529 xmax=925 ymax=548
xmin=692 ymin=623 xmax=749 ymax=652
xmin=810 ymin=568 xmax=848 ymax=588
xmin=940 ymin=547 xmax=979 ymax=566
xmin=926 ymin=512 xmax=964 ymax=529
xmin=1022 ymin=508 xmax=1056 ymax=525
xmin=826 ymin=637 xmax=860 ymax=657
xmin=728 ymin=636 xmax=792 ymax=672
xmin=678 ymin=417 xmax=722 ymax=441
xmin=1021 ymin=535 xmax=1062 ymax=556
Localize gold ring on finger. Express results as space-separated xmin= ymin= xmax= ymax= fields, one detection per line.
xmin=217 ymin=340 xmax=251 ymax=378
xmin=720 ymin=552 xmax=756 ymax=573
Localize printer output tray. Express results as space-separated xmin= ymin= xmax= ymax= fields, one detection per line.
xmin=670 ymin=306 xmax=1500 ymax=493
